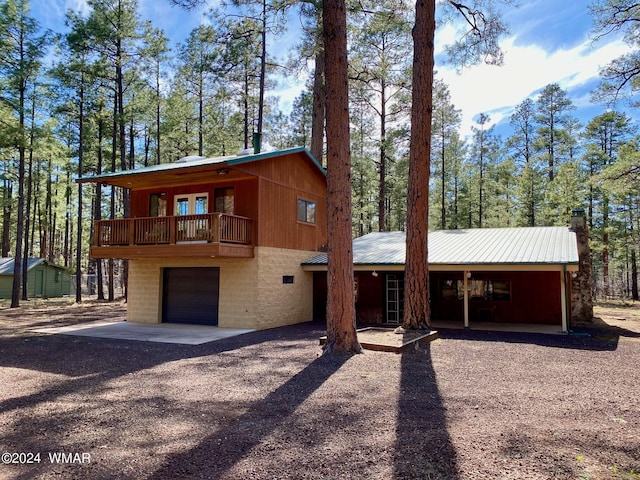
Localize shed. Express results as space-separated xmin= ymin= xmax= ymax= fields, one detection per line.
xmin=302 ymin=226 xmax=580 ymax=332
xmin=0 ymin=258 xmax=71 ymax=299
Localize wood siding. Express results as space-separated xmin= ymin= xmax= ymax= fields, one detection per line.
xmin=430 ymin=271 xmax=562 ymax=325
xmin=122 ymin=150 xmax=326 ymax=255
xmin=313 ymin=270 xmax=564 ymax=326
xmin=0 ymin=264 xmax=70 ymax=299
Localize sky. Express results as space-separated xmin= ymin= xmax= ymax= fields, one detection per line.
xmin=435 ymin=1 xmax=634 ymax=137
xmin=30 ymin=0 xmax=635 ymax=139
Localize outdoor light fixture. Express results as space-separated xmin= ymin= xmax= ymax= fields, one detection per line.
xmin=216 ymin=168 xmax=229 ymax=175
xmin=372 ymin=271 xmax=378 ymax=277
xmin=467 ymin=271 xmax=472 ymax=279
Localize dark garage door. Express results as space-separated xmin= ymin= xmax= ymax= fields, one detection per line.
xmin=163 ymin=267 xmax=220 ymax=325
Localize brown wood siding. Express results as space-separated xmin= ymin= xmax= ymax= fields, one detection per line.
xmin=430 ymin=270 xmax=562 ymax=324
xmin=127 ymin=151 xmax=325 ymax=252
xmin=312 ymin=270 xmax=565 ymax=326
xmin=355 ymin=272 xmax=384 ymax=324
xmin=248 ymin=152 xmax=327 ymax=251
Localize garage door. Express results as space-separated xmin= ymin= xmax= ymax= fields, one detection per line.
xmin=162 ymin=267 xmax=220 ymax=325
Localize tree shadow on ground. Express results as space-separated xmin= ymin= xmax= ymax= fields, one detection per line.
xmin=436 ymin=327 xmax=625 ymax=351
xmin=0 ymin=322 xmax=322 ymax=413
xmin=394 ymin=344 xmax=459 ymax=480
xmin=577 ymin=316 xmax=640 ymax=345
xmin=146 ymin=353 xmax=348 ymax=479
xmin=0 ymin=322 xmax=326 ymax=479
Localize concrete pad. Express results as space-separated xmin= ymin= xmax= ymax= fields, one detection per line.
xmin=431 ymin=320 xmax=566 ymax=335
xmin=31 ymin=321 xmax=255 ymax=345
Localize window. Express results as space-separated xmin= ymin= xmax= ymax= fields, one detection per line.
xmin=283 ymin=275 xmax=294 ymax=284
xmin=440 ymin=279 xmax=464 ymax=300
xmin=175 ymin=193 xmax=208 ymax=215
xmin=214 ymin=187 xmax=234 ymax=214
xmin=297 ymin=199 xmax=316 ymax=224
xmin=149 ymin=193 xmax=167 ymax=217
xmin=440 ymin=278 xmax=511 ymax=301
xmin=470 ymin=279 xmax=511 ymax=301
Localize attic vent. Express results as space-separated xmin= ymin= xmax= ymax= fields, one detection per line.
xmin=175 ymin=155 xmax=206 ymax=163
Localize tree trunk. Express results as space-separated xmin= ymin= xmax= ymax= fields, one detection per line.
xmin=10 ymin=145 xmax=25 ymax=308
xmin=310 ymin=48 xmax=325 ymax=163
xmin=96 ymin=115 xmax=104 ymax=300
xmin=21 ymin=147 xmax=32 ymax=301
xmin=322 ymin=0 xmax=361 ymax=355
xmin=255 ymin=0 xmax=267 ymax=153
xmin=379 ymin=82 xmax=387 ymax=232
xmin=440 ymin=120 xmax=446 ymax=230
xmin=75 ymin=76 xmax=85 ymax=303
xmin=631 ymin=248 xmax=639 ymax=301
xmin=1 ymin=180 xmax=11 ymax=258
xmin=402 ymin=0 xmax=435 ymax=331
xmin=22 ymin=88 xmax=37 ymax=301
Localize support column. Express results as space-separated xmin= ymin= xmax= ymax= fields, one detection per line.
xmin=560 ymin=268 xmax=568 ymax=333
xmin=463 ymin=270 xmax=469 ymax=328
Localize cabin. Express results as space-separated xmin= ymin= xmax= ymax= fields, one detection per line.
xmin=0 ymin=258 xmax=71 ymax=299
xmin=302 ymin=226 xmax=581 ymax=333
xmin=78 ymin=147 xmax=327 ymax=329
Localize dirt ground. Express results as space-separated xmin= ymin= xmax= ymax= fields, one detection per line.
xmin=0 ymin=298 xmax=639 ymax=480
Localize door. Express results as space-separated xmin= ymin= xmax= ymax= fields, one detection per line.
xmin=35 ymin=270 xmax=44 ymax=297
xmin=175 ymin=192 xmax=208 ymax=241
xmin=385 ymin=273 xmax=404 ymax=325
xmin=162 ymin=267 xmax=220 ymax=325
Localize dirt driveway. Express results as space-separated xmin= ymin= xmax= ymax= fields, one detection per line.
xmin=0 ymin=299 xmax=639 ymax=480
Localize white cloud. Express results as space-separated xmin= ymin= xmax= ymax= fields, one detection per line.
xmin=64 ymin=0 xmax=91 ymax=17
xmin=436 ymin=33 xmax=633 ymax=137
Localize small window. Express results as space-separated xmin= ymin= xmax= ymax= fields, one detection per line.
xmin=283 ymin=275 xmax=294 ymax=284
xmin=297 ymin=199 xmax=316 ymax=224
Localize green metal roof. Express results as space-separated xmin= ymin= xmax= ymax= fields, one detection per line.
xmin=303 ymin=227 xmax=579 ymax=267
xmin=77 ymin=146 xmax=324 ymax=183
xmin=0 ymin=258 xmax=68 ymax=275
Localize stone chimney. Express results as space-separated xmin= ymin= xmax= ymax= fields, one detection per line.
xmin=570 ymin=208 xmax=594 ymax=324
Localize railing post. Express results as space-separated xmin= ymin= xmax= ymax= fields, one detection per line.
xmin=169 ymin=217 xmax=176 ymax=244
xmin=128 ymin=219 xmax=135 ymax=246
xmin=213 ymin=214 xmax=221 ymax=242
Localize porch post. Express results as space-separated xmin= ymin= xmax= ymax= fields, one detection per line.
xmin=560 ymin=267 xmax=568 ymax=333
xmin=463 ymin=270 xmax=469 ymax=328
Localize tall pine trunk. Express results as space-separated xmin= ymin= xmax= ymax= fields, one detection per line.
xmin=310 ymin=48 xmax=325 ymax=163
xmin=322 ymin=0 xmax=361 ymax=355
xmin=402 ymin=0 xmax=435 ymax=331
xmin=75 ymin=76 xmax=85 ymax=303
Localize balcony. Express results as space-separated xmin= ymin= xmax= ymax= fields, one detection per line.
xmin=90 ymin=213 xmax=254 ymax=259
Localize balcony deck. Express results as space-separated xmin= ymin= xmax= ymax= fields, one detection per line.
xmin=90 ymin=213 xmax=254 ymax=259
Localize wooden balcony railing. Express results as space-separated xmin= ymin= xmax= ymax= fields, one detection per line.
xmin=93 ymin=213 xmax=252 ymax=247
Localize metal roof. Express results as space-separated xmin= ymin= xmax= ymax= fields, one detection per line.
xmin=302 ymin=226 xmax=579 ymax=267
xmin=77 ymin=146 xmax=324 ymax=183
xmin=0 ymin=258 xmax=48 ymax=275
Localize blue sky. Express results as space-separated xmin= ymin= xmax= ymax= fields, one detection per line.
xmin=436 ymin=0 xmax=634 ymax=136
xmin=30 ymin=0 xmax=634 ymax=139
